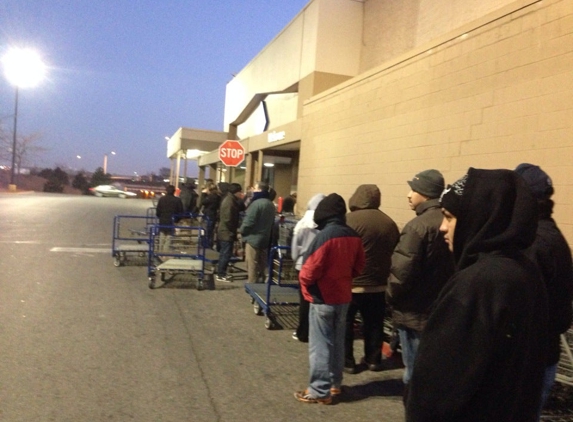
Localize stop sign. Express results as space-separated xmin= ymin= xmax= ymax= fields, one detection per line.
xmin=218 ymin=140 xmax=245 ymax=167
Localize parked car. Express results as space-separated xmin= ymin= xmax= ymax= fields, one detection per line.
xmin=89 ymin=185 xmax=137 ymax=198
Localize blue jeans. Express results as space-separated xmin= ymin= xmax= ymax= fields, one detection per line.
xmin=308 ymin=302 xmax=349 ymax=398
xmin=537 ymin=364 xmax=557 ymax=421
xmin=217 ymin=240 xmax=233 ymax=277
xmin=398 ymin=327 xmax=421 ymax=385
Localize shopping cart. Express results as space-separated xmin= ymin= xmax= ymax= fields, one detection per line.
xmin=244 ymin=245 xmax=299 ymax=329
xmin=111 ymin=213 xmax=157 ymax=267
xmin=147 ymin=222 xmax=211 ymax=290
xmin=556 ymin=327 xmax=573 ymax=386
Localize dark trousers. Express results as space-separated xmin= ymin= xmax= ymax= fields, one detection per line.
xmin=295 ymin=285 xmax=310 ymax=342
xmin=345 ymin=292 xmax=386 ymax=367
xmin=202 ymin=218 xmax=216 ymax=249
xmin=217 ymin=240 xmax=233 ymax=277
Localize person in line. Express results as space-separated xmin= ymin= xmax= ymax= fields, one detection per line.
xmin=200 ymin=182 xmax=221 ymax=249
xmin=179 ymin=179 xmax=199 ymax=215
xmin=216 ymin=183 xmax=244 ymax=282
xmin=155 ymin=184 xmax=184 ymax=253
xmin=406 ymin=168 xmax=548 ymax=421
xmin=271 ymin=194 xmax=297 ymax=248
xmin=386 ymin=170 xmax=455 ymax=396
xmin=515 ymin=163 xmax=573 ymax=420
xmin=291 ymin=193 xmax=326 ymax=343
xmin=294 ymin=194 xmax=365 ymax=404
xmin=281 ymin=195 xmax=296 ymax=216
xmin=239 ymin=181 xmax=276 ymax=283
xmin=344 ymin=184 xmax=400 ymax=373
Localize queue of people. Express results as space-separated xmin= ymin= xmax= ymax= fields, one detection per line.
xmin=289 ymin=164 xmax=572 ymax=422
xmin=161 ymin=165 xmax=572 ymax=420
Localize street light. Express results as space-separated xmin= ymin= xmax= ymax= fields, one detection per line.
xmin=1 ymin=47 xmax=46 ymax=191
xmin=103 ymin=151 xmax=115 ymax=174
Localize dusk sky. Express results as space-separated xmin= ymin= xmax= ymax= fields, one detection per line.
xmin=0 ymin=1 xmax=309 ymax=176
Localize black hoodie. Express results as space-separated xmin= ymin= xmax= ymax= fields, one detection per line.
xmin=407 ymin=168 xmax=548 ymax=422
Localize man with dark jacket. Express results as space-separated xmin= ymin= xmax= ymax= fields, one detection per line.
xmin=239 ymin=181 xmax=276 ymax=283
xmin=344 ymin=184 xmax=400 ymax=373
xmin=294 ymin=193 xmax=365 ymax=405
xmin=216 ymin=183 xmax=244 ymax=282
xmin=200 ymin=182 xmax=221 ymax=249
xmin=179 ymin=180 xmax=199 ymax=214
xmin=386 ymin=169 xmax=455 ymax=390
xmin=515 ymin=163 xmax=573 ymax=419
xmin=406 ymin=168 xmax=548 ymax=421
xmin=155 ymin=184 xmax=184 ymax=252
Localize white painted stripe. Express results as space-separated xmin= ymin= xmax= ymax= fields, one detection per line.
xmin=50 ymin=247 xmax=110 ymax=253
xmin=0 ymin=240 xmax=41 ymax=244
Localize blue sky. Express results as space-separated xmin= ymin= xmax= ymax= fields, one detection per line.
xmin=0 ymin=1 xmax=308 ymax=176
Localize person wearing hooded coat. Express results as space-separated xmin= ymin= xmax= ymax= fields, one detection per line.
xmin=406 ymin=168 xmax=548 ymax=422
xmin=294 ymin=193 xmax=365 ymax=405
xmin=344 ymin=184 xmax=400 ymax=372
xmin=239 ymin=181 xmax=276 ymax=283
xmin=291 ymin=193 xmax=326 ymax=343
xmin=515 ymin=163 xmax=573 ymax=420
xmin=216 ymin=183 xmax=244 ymax=282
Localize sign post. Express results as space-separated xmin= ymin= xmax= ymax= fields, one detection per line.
xmin=218 ymin=140 xmax=245 ymax=167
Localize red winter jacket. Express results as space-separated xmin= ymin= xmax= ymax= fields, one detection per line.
xmin=299 ymin=218 xmax=365 ymax=305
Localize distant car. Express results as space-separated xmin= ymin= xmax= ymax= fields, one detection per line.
xmin=89 ymin=185 xmax=137 ymax=199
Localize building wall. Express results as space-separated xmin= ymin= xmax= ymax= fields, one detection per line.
xmin=224 ymin=0 xmax=363 ymax=140
xmin=360 ymin=0 xmax=518 ymax=72
xmin=300 ymin=0 xmax=573 ymax=246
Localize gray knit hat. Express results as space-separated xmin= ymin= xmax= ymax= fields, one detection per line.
xmin=407 ymin=169 xmax=445 ymax=199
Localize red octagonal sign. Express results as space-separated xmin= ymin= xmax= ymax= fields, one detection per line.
xmin=218 ymin=140 xmax=245 ymax=167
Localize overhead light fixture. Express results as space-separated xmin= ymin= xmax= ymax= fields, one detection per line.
xmin=263 ymin=162 xmax=275 ymax=167
xmin=185 ymin=149 xmax=206 ymax=159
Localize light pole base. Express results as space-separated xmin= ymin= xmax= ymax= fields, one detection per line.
xmin=8 ymin=184 xmax=17 ymax=192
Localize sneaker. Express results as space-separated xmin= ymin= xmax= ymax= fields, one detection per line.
xmin=294 ymin=389 xmax=332 ymax=405
xmin=215 ymin=275 xmax=233 ymax=283
xmin=330 ymin=387 xmax=342 ymax=396
xmin=292 ymin=331 xmax=309 ymax=343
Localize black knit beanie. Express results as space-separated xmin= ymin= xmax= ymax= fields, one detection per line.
xmin=228 ymin=183 xmax=242 ymax=194
xmin=440 ymin=173 xmax=468 ymax=217
xmin=314 ymin=193 xmax=347 ymax=225
xmin=514 ymin=163 xmax=554 ymax=200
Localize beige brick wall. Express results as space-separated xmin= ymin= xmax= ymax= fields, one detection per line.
xmin=360 ymin=0 xmax=517 ymax=73
xmin=300 ymin=0 xmax=573 ymax=247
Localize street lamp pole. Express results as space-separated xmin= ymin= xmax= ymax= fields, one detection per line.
xmin=1 ymin=47 xmax=46 ymax=191
xmin=9 ymin=87 xmax=19 ymax=187
xmin=103 ymin=151 xmax=115 ymax=174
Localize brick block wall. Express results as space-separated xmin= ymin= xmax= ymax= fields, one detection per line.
xmin=300 ymin=0 xmax=573 ymax=246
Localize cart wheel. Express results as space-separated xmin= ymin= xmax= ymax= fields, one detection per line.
xmin=253 ymin=302 xmax=263 ymax=316
xmin=197 ymin=279 xmax=204 ymax=291
xmin=138 ymin=252 xmax=146 ymax=257
xmin=265 ymin=317 xmax=276 ymax=330
xmin=148 ymin=276 xmax=156 ymax=289
xmin=113 ymin=256 xmax=121 ymax=267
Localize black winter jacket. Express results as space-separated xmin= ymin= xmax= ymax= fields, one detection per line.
xmin=526 ymin=216 xmax=573 ymax=365
xmin=407 ymin=168 xmax=548 ymax=422
xmin=386 ymin=198 xmax=455 ymax=331
xmin=156 ymin=193 xmax=183 ymax=232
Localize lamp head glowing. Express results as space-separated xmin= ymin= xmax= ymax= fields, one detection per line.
xmin=2 ymin=47 xmax=46 ymax=88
